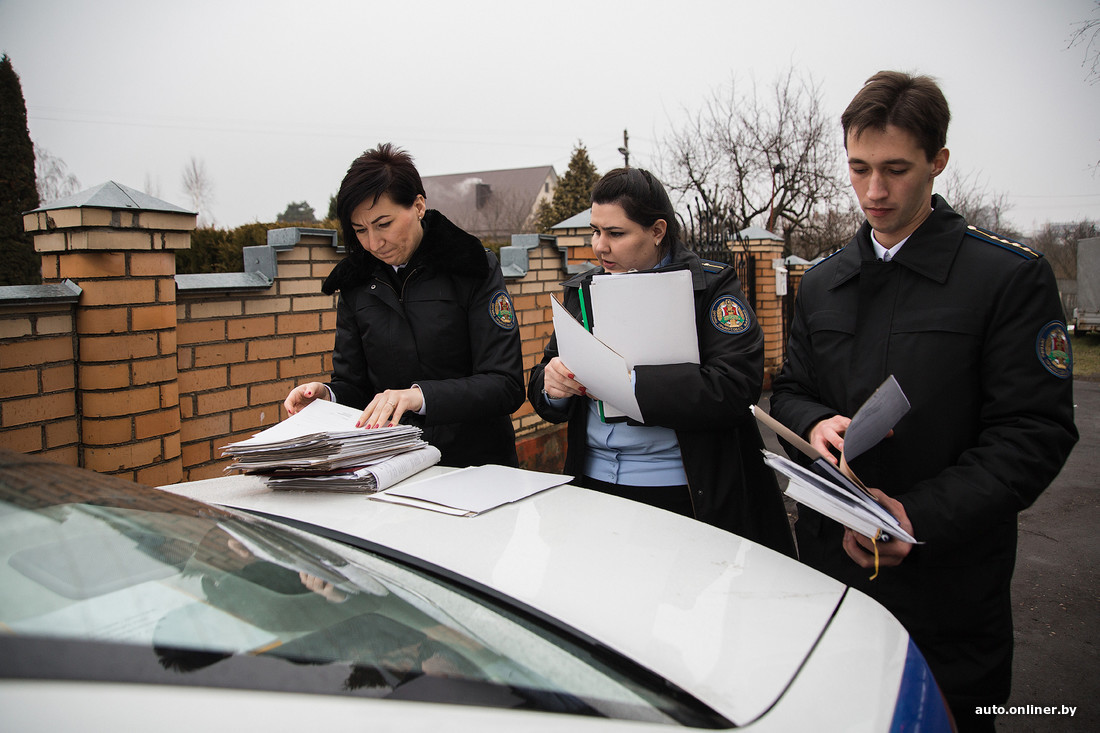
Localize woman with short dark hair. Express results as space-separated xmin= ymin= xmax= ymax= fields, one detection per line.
xmin=528 ymin=168 xmax=794 ymax=555
xmin=286 ymin=143 xmax=524 ymax=467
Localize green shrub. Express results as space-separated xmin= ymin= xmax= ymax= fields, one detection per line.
xmin=176 ymin=220 xmax=342 ymax=274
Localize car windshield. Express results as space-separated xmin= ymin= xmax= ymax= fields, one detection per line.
xmin=0 ymin=479 xmax=725 ymax=728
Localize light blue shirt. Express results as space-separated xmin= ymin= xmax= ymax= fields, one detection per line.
xmin=549 ymin=253 xmax=688 ymax=487
xmin=582 ymin=398 xmax=687 ymax=486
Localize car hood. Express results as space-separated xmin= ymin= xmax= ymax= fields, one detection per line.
xmin=160 ymin=470 xmax=847 ymax=725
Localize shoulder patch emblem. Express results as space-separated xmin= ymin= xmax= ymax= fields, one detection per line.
xmin=966 ymin=225 xmax=1040 ymax=259
xmin=1036 ymin=321 xmax=1072 ymax=378
xmin=710 ymin=295 xmax=751 ymax=334
xmin=488 ymin=289 xmax=516 ymax=330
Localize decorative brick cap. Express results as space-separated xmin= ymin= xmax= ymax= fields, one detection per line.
xmin=28 ymin=181 xmax=194 ymax=216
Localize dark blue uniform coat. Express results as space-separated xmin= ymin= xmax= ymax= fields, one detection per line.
xmin=770 ymin=196 xmax=1078 ymax=708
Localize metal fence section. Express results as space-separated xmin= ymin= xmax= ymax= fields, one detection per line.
xmin=689 ymin=245 xmax=756 ymax=310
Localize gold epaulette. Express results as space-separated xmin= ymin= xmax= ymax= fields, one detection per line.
xmin=965 ymin=225 xmax=1040 ymax=259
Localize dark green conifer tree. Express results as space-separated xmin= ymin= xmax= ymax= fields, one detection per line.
xmin=536 ymin=142 xmax=600 ymax=232
xmin=0 ymin=54 xmax=42 ymax=285
xmin=276 ymin=200 xmax=317 ymax=224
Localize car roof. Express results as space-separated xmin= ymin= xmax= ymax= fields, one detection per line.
xmin=160 ymin=468 xmax=847 ymax=725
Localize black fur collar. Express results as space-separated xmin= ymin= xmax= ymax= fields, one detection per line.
xmin=322 ymin=209 xmax=488 ymax=294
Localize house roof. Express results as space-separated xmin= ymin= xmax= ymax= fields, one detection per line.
xmin=550 ymin=208 xmax=591 ymax=230
xmin=29 ymin=181 xmax=193 ymax=214
xmin=737 ymin=225 xmax=784 ymax=242
xmin=421 ymin=165 xmax=556 ymax=234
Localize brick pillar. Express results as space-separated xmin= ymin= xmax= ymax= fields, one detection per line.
xmin=746 ymin=240 xmax=786 ymax=388
xmin=501 ymin=233 xmax=569 ymax=472
xmin=25 ymin=190 xmax=195 ymax=484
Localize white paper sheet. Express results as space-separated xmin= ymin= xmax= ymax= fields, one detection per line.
xmin=589 ymin=269 xmax=699 ymax=369
xmin=841 ymin=375 xmax=911 ymax=464
xmin=550 ymin=296 xmax=643 ymax=421
xmin=231 ymin=398 xmax=364 ymax=446
xmin=370 ymin=465 xmax=574 ymax=516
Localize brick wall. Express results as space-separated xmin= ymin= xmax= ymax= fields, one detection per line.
xmin=750 ymin=242 xmax=786 ymax=388
xmin=510 ymin=237 xmax=573 ymax=437
xmin=0 ymin=195 xmax=788 ymax=483
xmin=0 ymin=301 xmax=78 ymax=463
xmin=175 ymin=231 xmax=341 ymax=480
xmin=14 ymin=205 xmax=193 ymax=485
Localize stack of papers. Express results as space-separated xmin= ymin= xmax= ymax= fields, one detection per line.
xmin=262 ymin=446 xmax=442 ymax=492
xmin=221 ymin=400 xmax=439 ymax=492
xmin=761 ymin=450 xmax=916 ymax=543
xmin=754 ymin=376 xmax=919 ymax=544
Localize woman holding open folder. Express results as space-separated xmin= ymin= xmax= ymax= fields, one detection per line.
xmin=528 ymin=168 xmax=794 ymax=556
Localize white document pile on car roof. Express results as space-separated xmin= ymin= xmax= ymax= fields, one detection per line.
xmin=220 ymin=399 xmax=440 ymax=491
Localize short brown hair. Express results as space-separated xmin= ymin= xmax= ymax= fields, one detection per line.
xmin=336 ymin=143 xmax=426 ymax=251
xmin=841 ymin=71 xmax=950 ymax=162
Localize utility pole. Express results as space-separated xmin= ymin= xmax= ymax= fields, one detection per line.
xmin=767 ymin=163 xmax=787 ymax=232
xmin=617 ymin=129 xmax=630 ymax=168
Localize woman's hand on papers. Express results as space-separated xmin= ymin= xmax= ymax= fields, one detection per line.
xmin=284 ymin=381 xmax=329 ymax=416
xmin=842 ymin=488 xmax=914 ymax=568
xmin=542 ymin=357 xmax=588 ymax=399
xmin=809 ymin=415 xmax=851 ymax=466
xmin=358 ymin=387 xmax=424 ymax=429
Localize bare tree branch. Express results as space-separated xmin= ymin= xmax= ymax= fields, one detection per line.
xmin=1068 ymin=2 xmax=1100 ymax=171
xmin=182 ymin=156 xmax=215 ymax=227
xmin=1027 ymin=219 xmax=1098 ymax=280
xmin=1068 ymin=1 xmax=1100 ymax=84
xmin=143 ymin=173 xmax=162 ymax=199
xmin=940 ymin=169 xmax=1020 ymax=238
xmin=659 ymin=67 xmax=846 ymax=249
xmin=34 ymin=144 xmax=80 ymax=204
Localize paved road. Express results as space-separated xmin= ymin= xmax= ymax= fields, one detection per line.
xmin=761 ymin=381 xmax=1098 ymax=731
xmin=998 ymin=378 xmax=1098 ymax=732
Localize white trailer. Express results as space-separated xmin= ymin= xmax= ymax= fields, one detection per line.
xmin=1076 ymin=237 xmax=1100 ymax=333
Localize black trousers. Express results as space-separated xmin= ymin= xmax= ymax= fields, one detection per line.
xmin=578 ymin=476 xmax=693 ymax=518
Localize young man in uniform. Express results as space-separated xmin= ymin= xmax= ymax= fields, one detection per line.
xmin=769 ymin=71 xmax=1078 ymax=732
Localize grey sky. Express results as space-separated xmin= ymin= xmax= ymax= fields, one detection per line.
xmin=2 ymin=0 xmax=1098 ymax=233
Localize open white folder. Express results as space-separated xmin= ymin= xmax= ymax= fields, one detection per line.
xmin=550 ymin=269 xmax=699 ymax=423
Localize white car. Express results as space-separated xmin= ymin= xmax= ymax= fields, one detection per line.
xmin=0 ymin=449 xmax=952 ymax=731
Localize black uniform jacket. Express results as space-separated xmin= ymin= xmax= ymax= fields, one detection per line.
xmin=528 ymin=241 xmax=796 ymax=557
xmin=322 ymin=209 xmax=524 ymax=467
xmin=770 ymin=196 xmax=1078 ymax=705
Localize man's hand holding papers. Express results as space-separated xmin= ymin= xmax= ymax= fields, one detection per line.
xmin=842 ymin=489 xmax=915 ymax=570
xmin=753 ymin=376 xmax=919 ymax=549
